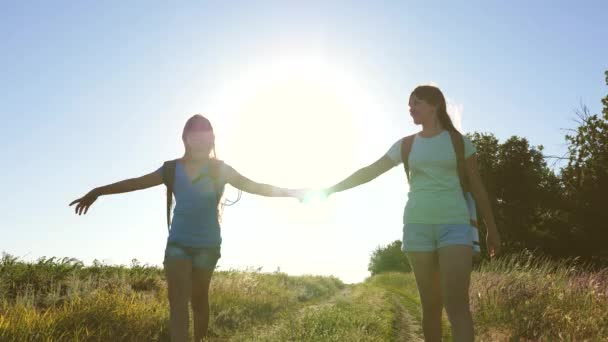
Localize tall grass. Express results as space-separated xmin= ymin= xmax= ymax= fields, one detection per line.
xmin=4 ymin=250 xmax=606 ymax=340
xmin=471 ymin=250 xmax=608 ymax=340
xmin=0 ymin=254 xmax=170 ymax=341
xmin=0 ymin=253 xmax=410 ymax=341
xmin=0 ymin=253 xmax=344 ymax=341
xmin=362 ymin=253 xmax=608 ymax=341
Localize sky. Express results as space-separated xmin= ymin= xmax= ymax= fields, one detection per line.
xmin=1 ymin=1 xmax=606 ymax=283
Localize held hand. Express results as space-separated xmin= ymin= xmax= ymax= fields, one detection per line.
xmin=298 ymin=188 xmax=331 ymax=203
xmin=69 ymin=190 xmax=99 ymax=215
xmin=280 ymin=188 xmax=307 ymax=201
xmin=486 ymin=229 xmax=501 ymax=258
xmin=322 ymin=187 xmax=335 ymax=197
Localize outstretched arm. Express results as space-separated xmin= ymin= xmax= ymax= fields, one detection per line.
xmin=92 ymin=171 xmax=163 ymax=196
xmin=69 ymin=171 xmax=163 ymax=215
xmin=326 ymin=155 xmax=396 ymax=194
xmin=465 ymin=154 xmax=501 ymax=257
xmin=224 ymin=165 xmax=297 ymax=197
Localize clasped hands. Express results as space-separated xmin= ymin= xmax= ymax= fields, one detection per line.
xmin=286 ymin=188 xmax=332 ymax=203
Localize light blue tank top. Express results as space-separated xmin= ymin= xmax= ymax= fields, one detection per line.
xmin=156 ymin=160 xmax=226 ymax=248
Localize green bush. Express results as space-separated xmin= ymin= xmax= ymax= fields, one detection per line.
xmin=368 ymin=240 xmax=411 ymax=276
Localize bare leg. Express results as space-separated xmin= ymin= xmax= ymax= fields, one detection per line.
xmin=165 ymin=259 xmax=193 ymax=342
xmin=407 ymin=252 xmax=443 ymax=342
xmin=438 ymin=245 xmax=474 ymax=342
xmin=191 ymin=268 xmax=214 ymax=341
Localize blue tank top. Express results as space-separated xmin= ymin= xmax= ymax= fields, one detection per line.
xmin=156 ymin=160 xmax=226 ymax=247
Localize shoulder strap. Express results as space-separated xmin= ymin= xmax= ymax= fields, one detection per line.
xmin=162 ymin=160 xmax=178 ymax=231
xmin=207 ymin=159 xmax=227 ymax=223
xmin=208 ymin=159 xmax=225 ymax=205
xmin=449 ymin=131 xmax=470 ymax=193
xmin=400 ymin=134 xmax=416 ymax=182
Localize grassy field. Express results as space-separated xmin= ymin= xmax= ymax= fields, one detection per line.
xmin=0 ymin=254 xmax=410 ymax=341
xmin=470 ymin=251 xmax=608 ymax=341
xmin=1 ymin=252 xmax=607 ymax=341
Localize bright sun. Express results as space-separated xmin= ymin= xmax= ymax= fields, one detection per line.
xmin=212 ymin=54 xmax=377 ymax=224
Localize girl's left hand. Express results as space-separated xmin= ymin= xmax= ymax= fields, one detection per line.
xmin=486 ymin=229 xmax=501 ymax=258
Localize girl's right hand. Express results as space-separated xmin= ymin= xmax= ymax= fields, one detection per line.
xmin=69 ymin=189 xmax=99 ymax=215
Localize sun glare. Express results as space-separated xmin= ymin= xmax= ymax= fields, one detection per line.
xmin=212 ymin=54 xmax=377 ymax=224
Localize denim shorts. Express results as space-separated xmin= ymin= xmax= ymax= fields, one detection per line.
xmin=402 ymin=223 xmax=473 ymax=252
xmin=163 ymin=242 xmax=221 ymax=270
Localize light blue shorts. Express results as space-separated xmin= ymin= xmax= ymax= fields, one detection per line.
xmin=163 ymin=242 xmax=221 ymax=271
xmin=402 ymin=223 xmax=473 ymax=252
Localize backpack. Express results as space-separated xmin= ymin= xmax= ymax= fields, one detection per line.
xmin=400 ymin=131 xmax=481 ymax=255
xmin=161 ymin=159 xmax=225 ymax=232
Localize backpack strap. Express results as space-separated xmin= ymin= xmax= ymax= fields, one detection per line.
xmin=162 ymin=160 xmax=178 ymax=232
xmin=454 ymin=135 xmax=481 ymax=255
xmin=448 ymin=131 xmax=470 ymax=194
xmin=400 ymin=134 xmax=416 ymax=183
xmin=207 ymin=159 xmax=225 ymax=205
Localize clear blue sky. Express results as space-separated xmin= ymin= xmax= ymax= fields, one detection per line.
xmin=1 ymin=1 xmax=606 ymax=283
